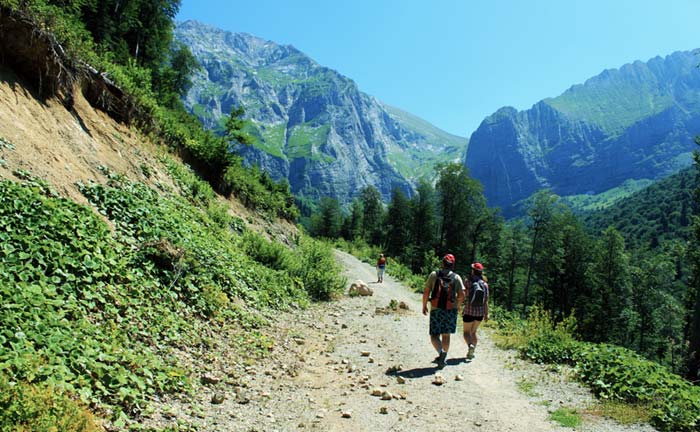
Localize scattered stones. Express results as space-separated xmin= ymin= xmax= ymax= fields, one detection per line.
xmin=381 ymin=391 xmax=393 ymax=400
xmin=399 ymin=301 xmax=410 ymax=310
xmin=455 ymin=374 xmax=464 ymax=381
xmin=371 ymin=388 xmax=383 ymax=396
xmin=201 ymin=373 xmax=221 ymax=385
xmin=386 ymin=364 xmax=403 ymax=373
xmin=316 ymin=413 xmax=325 ymax=419
xmin=380 ymin=407 xmax=389 ymax=415
xmin=361 ymin=351 xmax=371 ymax=357
xmin=341 ymin=411 xmax=352 ymax=418
xmin=432 ymin=374 xmax=446 ymax=386
xmin=236 ymin=391 xmax=251 ymax=404
xmin=211 ymin=393 xmax=226 ymax=404
xmin=368 ymin=357 xmax=375 ymax=363
xmin=397 ymin=376 xmax=406 ymax=384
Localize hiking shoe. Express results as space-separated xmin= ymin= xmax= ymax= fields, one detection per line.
xmin=467 ymin=344 xmax=475 ymax=360
xmin=437 ymin=351 xmax=447 ymax=368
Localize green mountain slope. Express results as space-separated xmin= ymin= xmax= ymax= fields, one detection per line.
xmin=467 ymin=51 xmax=700 ymax=214
xmin=582 ymin=168 xmax=695 ymax=250
xmin=382 ymin=104 xmax=468 ymax=180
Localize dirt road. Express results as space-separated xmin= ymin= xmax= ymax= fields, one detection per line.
xmin=145 ymin=250 xmax=656 ymax=432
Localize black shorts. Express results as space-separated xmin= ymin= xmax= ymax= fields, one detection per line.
xmin=463 ymin=314 xmax=483 ymax=323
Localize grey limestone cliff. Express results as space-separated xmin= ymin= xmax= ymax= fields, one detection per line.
xmin=176 ymin=20 xmax=467 ymax=204
xmin=466 ymin=50 xmax=700 ymax=213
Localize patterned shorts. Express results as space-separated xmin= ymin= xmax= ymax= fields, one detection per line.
xmin=429 ymin=308 xmax=458 ymax=335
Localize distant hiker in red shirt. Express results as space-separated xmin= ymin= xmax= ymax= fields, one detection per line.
xmin=376 ymin=253 xmax=387 ymax=283
xmin=462 ymin=262 xmax=489 ymax=360
xmin=422 ymin=254 xmax=465 ymax=368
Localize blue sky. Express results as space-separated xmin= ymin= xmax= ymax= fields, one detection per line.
xmin=177 ymin=0 xmax=700 ymax=137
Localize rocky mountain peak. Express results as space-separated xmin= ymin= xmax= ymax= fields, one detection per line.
xmin=176 ymin=21 xmax=467 ymax=204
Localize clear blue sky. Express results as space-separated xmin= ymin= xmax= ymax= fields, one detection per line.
xmin=177 ymin=0 xmax=700 ymax=137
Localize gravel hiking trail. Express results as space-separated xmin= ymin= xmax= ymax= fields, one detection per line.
xmin=144 ymin=251 xmax=656 ymax=432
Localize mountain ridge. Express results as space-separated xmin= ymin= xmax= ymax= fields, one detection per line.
xmin=466 ymin=49 xmax=700 ymax=214
xmin=176 ymin=20 xmax=468 ymax=203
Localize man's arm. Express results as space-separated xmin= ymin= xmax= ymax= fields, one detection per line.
xmin=484 ymin=283 xmax=489 ymax=321
xmin=455 ymin=274 xmax=466 ymax=306
xmin=422 ymin=273 xmax=433 ymax=315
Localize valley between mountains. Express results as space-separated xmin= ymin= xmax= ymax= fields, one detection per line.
xmin=141 ymin=251 xmax=658 ymax=432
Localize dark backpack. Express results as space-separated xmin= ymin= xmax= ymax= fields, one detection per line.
xmin=470 ymin=279 xmax=486 ymax=306
xmin=429 ymin=270 xmax=456 ymax=309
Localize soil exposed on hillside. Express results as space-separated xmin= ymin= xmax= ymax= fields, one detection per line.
xmin=0 ymin=66 xmax=297 ymax=242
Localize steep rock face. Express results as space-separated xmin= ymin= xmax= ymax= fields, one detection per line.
xmin=176 ymin=21 xmax=466 ymax=203
xmin=466 ymin=50 xmax=700 ymax=213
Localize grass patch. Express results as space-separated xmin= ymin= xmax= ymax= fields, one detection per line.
xmin=549 ymin=407 xmax=582 ymax=428
xmin=286 ymin=123 xmax=332 ymax=161
xmin=587 ymin=401 xmax=653 ymax=425
xmin=516 ymin=379 xmax=540 ymax=397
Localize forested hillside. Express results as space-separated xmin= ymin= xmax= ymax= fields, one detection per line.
xmin=316 ymin=149 xmax=700 ymax=430
xmin=583 ymin=168 xmax=694 ymax=250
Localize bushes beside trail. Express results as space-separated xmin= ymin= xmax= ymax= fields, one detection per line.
xmin=0 ymin=173 xmax=343 ymax=429
xmin=493 ymin=307 xmax=700 ymax=432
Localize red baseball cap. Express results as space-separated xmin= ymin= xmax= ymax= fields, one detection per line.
xmin=443 ymin=254 xmax=455 ymax=264
xmin=471 ymin=262 xmax=484 ymax=271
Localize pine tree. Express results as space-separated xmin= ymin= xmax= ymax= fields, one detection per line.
xmin=360 ymin=186 xmax=384 ymax=246
xmin=310 ymin=197 xmax=342 ymax=238
xmin=386 ymin=188 xmax=412 ymax=259
xmin=522 ymin=190 xmax=560 ymax=313
xmin=409 ymin=180 xmax=438 ymax=272
xmin=554 ymin=211 xmax=592 ymax=319
xmin=585 ymin=227 xmax=633 ymax=344
xmin=341 ymin=198 xmax=364 ymax=241
xmin=686 ymin=138 xmax=700 ymax=379
xmin=499 ymin=221 xmax=527 ymax=310
xmin=435 ymin=163 xmax=485 ymax=271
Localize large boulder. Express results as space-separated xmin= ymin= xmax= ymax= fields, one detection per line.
xmin=349 ymin=280 xmax=373 ymax=296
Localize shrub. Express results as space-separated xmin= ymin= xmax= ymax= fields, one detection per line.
xmin=491 ymin=305 xmax=700 ymax=431
xmin=297 ymin=237 xmax=346 ymax=301
xmin=0 ymin=374 xmax=99 ymax=432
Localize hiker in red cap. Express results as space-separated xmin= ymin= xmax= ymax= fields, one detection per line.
xmin=462 ymin=262 xmax=489 ymax=360
xmin=422 ymin=254 xmax=465 ymax=368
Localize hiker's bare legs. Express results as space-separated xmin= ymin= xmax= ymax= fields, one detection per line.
xmin=463 ymin=321 xmax=482 ymax=357
xmin=430 ymin=335 xmax=442 ymax=353
xmin=441 ymin=334 xmax=451 ymax=353
xmin=463 ymin=327 xmax=472 ymax=347
xmin=430 ymin=334 xmax=451 ymax=353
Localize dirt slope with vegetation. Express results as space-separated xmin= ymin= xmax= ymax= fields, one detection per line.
xmin=0 ymin=65 xmax=295 ymax=241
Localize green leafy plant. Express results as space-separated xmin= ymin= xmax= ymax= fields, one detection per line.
xmin=492 ymin=306 xmax=700 ymax=431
